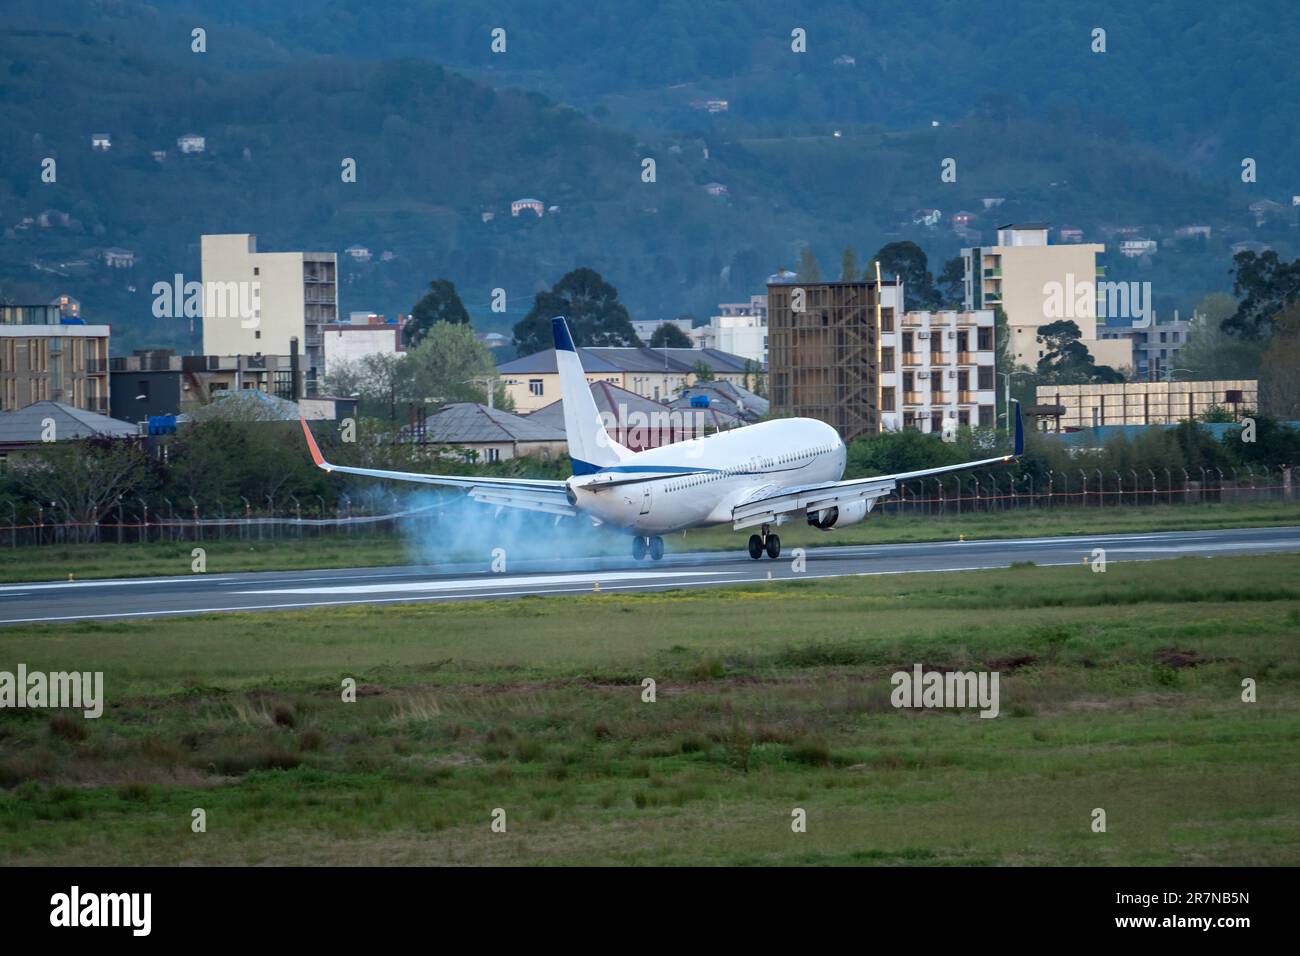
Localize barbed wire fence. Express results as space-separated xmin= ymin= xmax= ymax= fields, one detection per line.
xmin=879 ymin=464 xmax=1296 ymax=517
xmin=4 ymin=465 xmax=1296 ymax=547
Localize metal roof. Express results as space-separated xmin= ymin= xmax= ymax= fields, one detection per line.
xmin=496 ymin=347 xmax=623 ymax=374
xmin=421 ymin=403 xmax=566 ymax=444
xmin=0 ymin=401 xmax=137 ymax=445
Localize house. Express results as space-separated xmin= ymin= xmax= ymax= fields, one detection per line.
xmin=528 ymin=381 xmax=733 ymax=451
xmin=1057 ymin=226 xmax=1084 ymax=243
xmin=1249 ymin=199 xmax=1286 ymax=225
xmin=511 ymin=198 xmax=545 ymax=218
xmin=832 ymin=54 xmax=856 ymax=67
xmin=1119 ymin=238 xmax=1158 ymax=258
xmin=406 ymin=402 xmax=567 ymax=463
xmin=702 ymin=182 xmax=729 ymax=197
xmin=1175 ymin=224 xmax=1212 ymax=240
xmin=689 ymin=98 xmax=730 ymax=112
xmin=912 ymin=208 xmax=942 ymax=228
xmin=91 ymin=133 xmax=111 ymax=151
xmin=177 ymin=133 xmax=206 ymax=154
xmin=344 ymin=245 xmax=372 ymax=262
xmin=151 ymin=150 xmax=167 ymax=163
xmin=102 ymin=247 xmax=136 ymax=268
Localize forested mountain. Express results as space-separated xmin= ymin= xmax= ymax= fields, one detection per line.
xmin=0 ymin=0 xmax=1295 ymax=352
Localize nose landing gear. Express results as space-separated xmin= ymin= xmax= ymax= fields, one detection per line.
xmin=747 ymin=525 xmax=781 ymax=560
xmin=632 ymin=535 xmax=665 ymax=561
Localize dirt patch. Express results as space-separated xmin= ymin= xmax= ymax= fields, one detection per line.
xmin=1155 ymin=647 xmax=1209 ymax=669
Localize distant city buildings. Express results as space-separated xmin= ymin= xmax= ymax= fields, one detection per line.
xmin=91 ymin=133 xmax=111 ymax=151
xmin=176 ymin=133 xmax=206 ymax=154
xmin=1097 ymin=313 xmax=1192 ymax=379
xmin=691 ymin=295 xmax=768 ymax=363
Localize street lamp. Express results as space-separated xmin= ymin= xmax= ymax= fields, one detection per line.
xmin=997 ymin=371 xmax=1033 ymax=431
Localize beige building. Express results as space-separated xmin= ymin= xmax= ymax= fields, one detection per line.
xmin=200 ymin=234 xmax=337 ymax=394
xmin=0 ymin=304 xmax=110 ymax=413
xmin=963 ymin=223 xmax=1132 ymax=374
xmin=1038 ymin=380 xmax=1258 ymax=430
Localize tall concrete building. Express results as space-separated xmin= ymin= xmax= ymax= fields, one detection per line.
xmin=962 ymin=223 xmax=1132 ymax=373
xmin=0 ymin=304 xmax=110 ymax=413
xmin=200 ymin=234 xmax=337 ymax=394
xmin=767 ymin=277 xmax=895 ymax=442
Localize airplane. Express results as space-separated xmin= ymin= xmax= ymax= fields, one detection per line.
xmin=300 ymin=315 xmax=1023 ymax=562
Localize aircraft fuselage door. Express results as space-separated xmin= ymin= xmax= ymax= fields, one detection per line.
xmin=640 ymin=486 xmax=652 ymax=515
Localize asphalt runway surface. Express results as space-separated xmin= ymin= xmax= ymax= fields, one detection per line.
xmin=1 ymin=526 xmax=1298 ymax=626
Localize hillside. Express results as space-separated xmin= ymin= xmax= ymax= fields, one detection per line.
xmin=0 ymin=0 xmax=1294 ymax=352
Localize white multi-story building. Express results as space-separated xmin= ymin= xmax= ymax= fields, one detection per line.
xmin=689 ymin=294 xmax=768 ymax=363
xmin=200 ymin=234 xmax=338 ymax=395
xmin=879 ymin=308 xmax=998 ymax=434
xmin=323 ymin=315 xmax=404 ymax=374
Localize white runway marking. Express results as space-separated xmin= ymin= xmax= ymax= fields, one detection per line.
xmin=236 ymin=570 xmax=739 ymax=596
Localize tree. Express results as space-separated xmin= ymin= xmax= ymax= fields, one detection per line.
xmin=512 ymin=268 xmax=639 ymax=354
xmin=937 ymin=256 xmax=965 ymax=308
xmin=692 ymin=360 xmax=716 ymax=383
xmin=406 ymin=279 xmax=471 ymax=346
xmin=10 ymin=439 xmax=153 ymax=541
xmin=840 ymin=248 xmax=859 ymax=282
xmin=649 ymin=323 xmax=692 ymax=348
xmin=1260 ymin=303 xmax=1300 ymax=418
xmin=1036 ymin=320 xmax=1123 ymax=384
xmin=871 ymin=241 xmax=940 ymax=310
xmin=1179 ymin=293 xmax=1264 ymax=379
xmin=796 ymin=247 xmax=821 ymax=282
xmin=1224 ymin=250 xmax=1300 ymax=339
xmin=402 ymin=321 xmax=498 ymax=406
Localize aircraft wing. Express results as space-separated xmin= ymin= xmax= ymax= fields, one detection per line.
xmin=300 ymin=420 xmax=576 ymax=517
xmin=732 ymin=402 xmax=1024 ymax=530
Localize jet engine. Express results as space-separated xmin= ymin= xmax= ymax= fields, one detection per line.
xmin=807 ymin=499 xmax=869 ymax=529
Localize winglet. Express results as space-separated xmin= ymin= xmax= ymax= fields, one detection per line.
xmin=551 ymin=315 xmax=576 ymax=352
xmin=1012 ymin=399 xmax=1024 ymax=457
xmin=300 ymin=418 xmax=330 ymax=470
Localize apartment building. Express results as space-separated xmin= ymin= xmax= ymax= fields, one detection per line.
xmin=0 ymin=304 xmax=110 ymax=413
xmin=322 ymin=314 xmax=405 ymax=374
xmin=109 ymin=350 xmax=305 ymax=423
xmin=1096 ymin=313 xmax=1192 ymax=379
xmin=962 ymin=223 xmax=1132 ymax=373
xmin=767 ymin=278 xmax=895 ymax=442
xmin=879 ymin=309 xmax=998 ymax=434
xmin=200 ymin=233 xmax=338 ymax=394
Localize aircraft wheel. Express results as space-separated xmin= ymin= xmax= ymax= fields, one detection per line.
xmin=747 ymin=534 xmax=764 ymax=560
xmin=649 ymin=536 xmax=665 ymax=561
xmin=765 ymin=533 xmax=781 ymax=559
xmin=632 ymin=536 xmax=648 ymax=560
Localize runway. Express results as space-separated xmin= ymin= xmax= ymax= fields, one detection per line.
xmin=1 ymin=526 xmax=1298 ymax=625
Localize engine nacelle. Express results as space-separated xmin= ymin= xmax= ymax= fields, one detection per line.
xmin=807 ymin=498 xmax=870 ymax=529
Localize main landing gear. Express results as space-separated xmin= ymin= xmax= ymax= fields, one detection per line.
xmin=632 ymin=535 xmax=665 ymax=561
xmin=747 ymin=524 xmax=781 ymax=560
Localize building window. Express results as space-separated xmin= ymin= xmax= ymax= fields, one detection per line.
xmin=486 ymin=448 xmax=501 ymax=462
xmin=528 ymin=379 xmax=544 ymax=397
xmin=881 ymin=387 xmax=895 ymax=411
xmin=881 ymin=348 xmax=895 ymax=372
xmin=979 ymin=404 xmax=994 ymax=427
xmin=978 ymin=365 xmax=993 ymax=390
xmin=978 ymin=327 xmax=993 ymax=351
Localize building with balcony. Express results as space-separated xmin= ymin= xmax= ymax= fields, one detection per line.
xmin=200 ymin=233 xmax=337 ymax=395
xmin=962 ymin=223 xmax=1131 ymax=373
xmin=689 ymin=294 xmax=769 ymax=363
xmin=879 ymin=309 xmax=997 ymax=434
xmin=0 ymin=304 xmax=110 ymax=414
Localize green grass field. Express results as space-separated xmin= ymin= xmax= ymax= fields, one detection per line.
xmin=2 ymin=500 xmax=1298 ymax=582
xmin=1 ymin=554 xmax=1297 ymax=865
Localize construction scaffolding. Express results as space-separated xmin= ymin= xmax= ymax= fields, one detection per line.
xmin=767 ymin=280 xmax=885 ymax=442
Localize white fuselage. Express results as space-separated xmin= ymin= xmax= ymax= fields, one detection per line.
xmin=568 ymin=417 xmax=845 ymax=534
